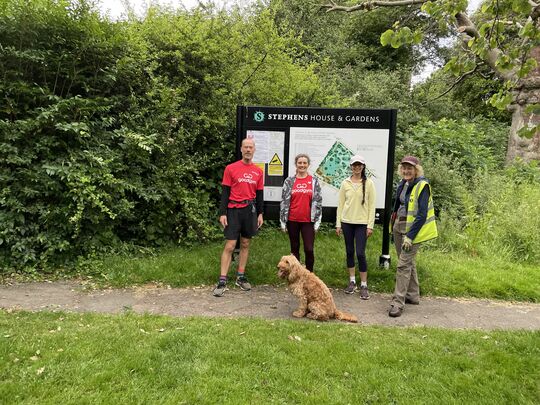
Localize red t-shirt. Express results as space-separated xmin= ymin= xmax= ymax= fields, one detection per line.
xmin=288 ymin=175 xmax=313 ymax=222
xmin=222 ymin=160 xmax=264 ymax=208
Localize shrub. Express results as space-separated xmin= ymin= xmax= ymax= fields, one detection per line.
xmin=0 ymin=1 xmax=328 ymax=270
xmin=434 ymin=164 xmax=540 ymax=263
xmin=394 ymin=117 xmax=509 ymax=220
xmin=394 ymin=119 xmax=539 ymax=264
xmin=397 ymin=117 xmax=508 ymax=175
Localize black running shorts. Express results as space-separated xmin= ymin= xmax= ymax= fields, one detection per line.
xmin=224 ymin=205 xmax=258 ymax=240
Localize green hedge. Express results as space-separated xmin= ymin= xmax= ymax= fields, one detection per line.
xmin=0 ymin=0 xmax=329 ymax=269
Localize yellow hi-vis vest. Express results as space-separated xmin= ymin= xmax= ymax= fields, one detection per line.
xmin=406 ymin=180 xmax=438 ymax=243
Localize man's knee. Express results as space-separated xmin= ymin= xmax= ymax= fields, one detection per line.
xmin=239 ymin=238 xmax=251 ymax=249
xmin=223 ymin=240 xmax=236 ymax=253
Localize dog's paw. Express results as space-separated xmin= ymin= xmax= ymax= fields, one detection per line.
xmin=292 ymin=310 xmax=306 ymax=318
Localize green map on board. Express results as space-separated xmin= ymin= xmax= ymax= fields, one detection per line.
xmin=315 ymin=140 xmax=378 ymax=189
xmin=315 ymin=141 xmax=354 ymax=189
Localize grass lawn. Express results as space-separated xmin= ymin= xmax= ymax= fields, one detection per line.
xmin=77 ymin=227 xmax=540 ymax=302
xmin=1 ymin=310 xmax=539 ymax=404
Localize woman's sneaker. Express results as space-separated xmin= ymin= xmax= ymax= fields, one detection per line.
xmin=344 ymin=281 xmax=356 ymax=294
xmin=213 ymin=280 xmax=227 ymax=297
xmin=359 ymin=285 xmax=370 ymax=300
xmin=235 ymin=276 xmax=252 ymax=291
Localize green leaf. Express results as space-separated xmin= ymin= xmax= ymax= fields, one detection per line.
xmin=518 ymin=58 xmax=538 ymax=78
xmin=517 ymin=125 xmax=538 ymax=139
xmin=421 ymin=1 xmax=434 ymax=14
xmin=479 ymin=22 xmax=491 ymax=37
xmin=512 ymin=0 xmax=532 ymax=14
xmin=400 ymin=26 xmax=412 ymax=38
xmin=488 ymin=91 xmax=513 ymax=110
xmin=518 ymin=21 xmax=536 ymax=39
xmin=380 ymin=29 xmax=394 ymax=46
xmin=390 ymin=36 xmax=402 ymax=48
xmin=524 ymin=104 xmax=540 ymax=115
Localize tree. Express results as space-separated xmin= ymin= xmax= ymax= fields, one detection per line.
xmin=322 ymin=0 xmax=540 ymax=163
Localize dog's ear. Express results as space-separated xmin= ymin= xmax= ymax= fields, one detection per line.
xmin=286 ymin=255 xmax=301 ymax=282
xmin=277 ymin=256 xmax=291 ymax=279
xmin=286 ymin=254 xmax=296 ymax=265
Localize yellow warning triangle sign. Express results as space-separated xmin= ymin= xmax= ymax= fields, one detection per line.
xmin=269 ymin=153 xmax=282 ymax=165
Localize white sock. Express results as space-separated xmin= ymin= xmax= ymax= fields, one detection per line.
xmin=349 ymin=276 xmax=356 ymax=284
xmin=360 ymin=281 xmax=367 ymax=287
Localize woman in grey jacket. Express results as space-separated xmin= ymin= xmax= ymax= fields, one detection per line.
xmin=280 ymin=154 xmax=323 ymax=272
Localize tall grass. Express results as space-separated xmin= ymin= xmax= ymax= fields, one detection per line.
xmin=435 ymin=168 xmax=540 ymax=263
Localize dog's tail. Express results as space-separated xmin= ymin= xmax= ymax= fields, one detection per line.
xmin=335 ymin=310 xmax=358 ymax=323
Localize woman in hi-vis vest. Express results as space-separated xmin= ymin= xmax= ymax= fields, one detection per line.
xmin=389 ymin=156 xmax=438 ymax=318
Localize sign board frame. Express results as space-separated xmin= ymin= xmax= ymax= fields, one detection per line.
xmin=236 ymin=105 xmax=397 ymax=267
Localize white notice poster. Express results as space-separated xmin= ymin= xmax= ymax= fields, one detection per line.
xmin=289 ymin=127 xmax=390 ymax=208
xmin=247 ymin=130 xmax=285 ymax=202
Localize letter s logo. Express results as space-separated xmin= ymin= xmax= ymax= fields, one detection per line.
xmin=254 ymin=111 xmax=265 ymax=122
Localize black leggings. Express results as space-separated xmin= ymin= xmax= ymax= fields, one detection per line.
xmin=341 ymin=222 xmax=367 ymax=272
xmin=287 ymin=221 xmax=315 ymax=271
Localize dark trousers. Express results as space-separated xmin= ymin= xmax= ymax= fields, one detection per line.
xmin=287 ymin=221 xmax=315 ymax=271
xmin=341 ymin=222 xmax=367 ymax=272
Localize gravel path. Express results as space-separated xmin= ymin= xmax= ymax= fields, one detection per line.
xmin=1 ymin=281 xmax=539 ymax=330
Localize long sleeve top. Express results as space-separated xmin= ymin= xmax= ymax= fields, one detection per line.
xmin=279 ymin=175 xmax=323 ymax=230
xmin=336 ymin=177 xmax=376 ymax=229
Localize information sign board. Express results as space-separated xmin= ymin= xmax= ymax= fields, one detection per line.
xmin=236 ymin=106 xmax=397 ymax=267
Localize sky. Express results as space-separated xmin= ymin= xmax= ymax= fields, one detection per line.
xmin=412 ymin=0 xmax=483 ymax=83
xmin=100 ymin=0 xmax=482 ymax=20
xmin=99 ymin=0 xmax=242 ymax=19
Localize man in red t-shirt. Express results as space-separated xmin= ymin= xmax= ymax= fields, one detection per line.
xmin=213 ymin=138 xmax=264 ymax=297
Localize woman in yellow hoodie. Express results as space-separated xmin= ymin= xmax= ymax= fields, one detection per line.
xmin=336 ymin=155 xmax=376 ymax=299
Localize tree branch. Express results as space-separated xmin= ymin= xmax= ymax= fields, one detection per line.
xmin=321 ymin=0 xmax=426 ymax=13
xmin=455 ymin=12 xmax=516 ymax=81
xmin=241 ymin=52 xmax=268 ymax=90
xmin=531 ymin=3 xmax=540 ymax=21
xmin=324 ymin=1 xmax=536 ymax=84
xmin=422 ymin=65 xmax=478 ymax=105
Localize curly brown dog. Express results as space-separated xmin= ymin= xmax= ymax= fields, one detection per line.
xmin=277 ymin=255 xmax=358 ymax=323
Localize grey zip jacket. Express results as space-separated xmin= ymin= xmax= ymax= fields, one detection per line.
xmin=280 ymin=175 xmax=323 ymax=231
